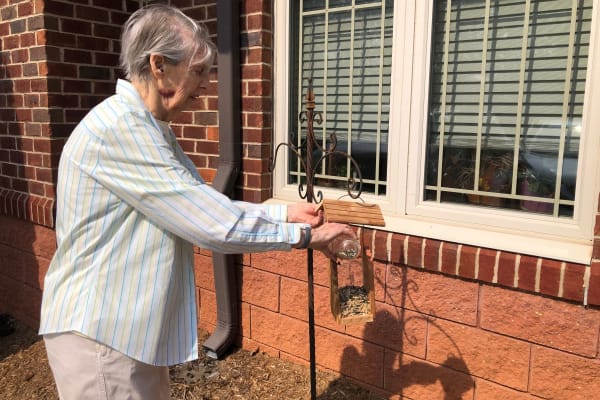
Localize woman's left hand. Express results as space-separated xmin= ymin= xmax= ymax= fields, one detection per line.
xmin=287 ymin=202 xmax=323 ymax=227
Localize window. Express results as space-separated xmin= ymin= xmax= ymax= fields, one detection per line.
xmin=273 ymin=0 xmax=600 ymax=263
xmin=425 ymin=0 xmax=591 ymax=218
xmin=284 ymin=0 xmax=393 ymax=197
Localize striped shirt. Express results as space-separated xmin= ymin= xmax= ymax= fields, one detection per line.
xmin=40 ymin=79 xmax=305 ymax=366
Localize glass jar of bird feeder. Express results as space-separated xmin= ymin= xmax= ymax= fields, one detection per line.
xmin=328 ymin=232 xmax=375 ymax=325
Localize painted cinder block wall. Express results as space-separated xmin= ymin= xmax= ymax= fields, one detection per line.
xmin=1 ymin=1 xmax=599 ymax=399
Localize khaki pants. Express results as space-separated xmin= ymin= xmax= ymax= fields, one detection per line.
xmin=44 ymin=332 xmax=170 ymax=400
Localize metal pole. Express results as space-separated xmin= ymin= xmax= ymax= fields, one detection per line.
xmin=304 ymin=80 xmax=317 ymax=400
xmin=307 ymin=249 xmax=317 ymax=399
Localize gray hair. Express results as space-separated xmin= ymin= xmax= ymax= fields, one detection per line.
xmin=120 ymin=4 xmax=215 ymax=81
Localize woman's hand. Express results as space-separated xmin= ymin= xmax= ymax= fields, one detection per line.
xmin=287 ymin=202 xmax=323 ymax=227
xmin=308 ymin=223 xmax=357 ymax=261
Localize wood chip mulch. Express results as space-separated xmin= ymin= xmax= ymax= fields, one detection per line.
xmin=0 ymin=315 xmax=385 ymax=400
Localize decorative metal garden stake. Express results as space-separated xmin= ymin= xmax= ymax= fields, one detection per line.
xmin=271 ymin=79 xmax=373 ymax=399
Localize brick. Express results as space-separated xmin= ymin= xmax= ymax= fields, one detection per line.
xmin=93 ymin=22 xmax=121 ymax=39
xmin=1 ymin=6 xmax=16 ymax=20
xmin=588 ymin=262 xmax=600 ymax=306
xmin=43 ymin=30 xmax=77 ymax=48
xmin=423 ymin=238 xmax=441 ymax=272
xmin=539 ymin=258 xmax=561 ymax=297
xmin=428 ymin=319 xmax=530 ymax=390
xmin=24 ymin=255 xmax=50 ymax=290
xmin=406 ymin=236 xmax=422 ymax=269
xmin=591 ymin=240 xmax=600 ymax=259
xmin=0 ymin=244 xmax=26 ymax=282
xmin=475 ymin=379 xmax=539 ymax=400
xmin=373 ymin=261 xmax=386 ymax=302
xmin=359 ymin=228 xmax=373 ymax=258
xmin=238 ymin=299 xmax=251 ymax=339
xmin=562 ymin=262 xmax=586 ymax=302
xmin=63 ymin=78 xmax=91 ymax=93
xmin=75 ymin=5 xmax=109 ymax=22
xmin=373 ymin=230 xmax=387 ymax=262
xmin=20 ymin=32 xmax=35 ymax=47
xmin=79 ymin=65 xmax=110 ymax=80
xmin=517 ymin=255 xmax=538 ymax=293
xmin=245 ymin=80 xmax=271 ymax=97
xmin=194 ymin=111 xmax=218 ymax=126
xmin=193 ymin=252 xmax=215 ymax=290
xmin=480 ymin=285 xmax=600 ymax=356
xmin=241 ymin=64 xmax=271 ymax=81
xmin=316 ymin=326 xmax=384 ymax=386
xmin=530 ymin=345 xmax=600 ymax=400
xmin=27 ymin=15 xmax=44 ymax=31
xmin=239 ymin=266 xmax=279 ymax=311
xmin=44 ymin=1 xmax=74 ymax=17
xmin=440 ymin=241 xmax=458 ymax=275
xmin=458 ymin=245 xmax=476 ymax=279
xmin=497 ymin=251 xmax=516 ymax=286
xmin=389 ymin=233 xmax=404 ymax=265
xmin=18 ymin=2 xmax=34 ymax=17
xmin=16 ymin=283 xmax=42 ymax=328
xmin=244 ymin=112 xmax=271 ymax=129
xmin=386 ymin=265 xmax=478 ymax=325
xmin=10 ymin=19 xmax=26 ymax=35
xmin=244 ymin=173 xmax=270 ymax=190
xmin=250 ymin=249 xmax=307 ymax=280
xmin=198 ymin=287 xmax=217 ymax=328
xmin=477 ymin=248 xmax=496 ymax=281
xmin=279 ymin=277 xmax=308 ymax=322
xmin=345 ymin=302 xmax=427 ymax=359
xmin=250 ymin=307 xmax=309 ymax=360
xmin=384 ymin=351 xmax=475 ymax=399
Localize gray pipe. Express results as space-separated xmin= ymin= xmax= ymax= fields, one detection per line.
xmin=202 ymin=0 xmax=241 ymax=359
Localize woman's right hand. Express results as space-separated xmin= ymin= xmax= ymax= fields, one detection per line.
xmin=308 ymin=223 xmax=357 ymax=261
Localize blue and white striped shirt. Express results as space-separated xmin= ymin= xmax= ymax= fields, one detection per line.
xmin=40 ymin=79 xmax=304 ymax=366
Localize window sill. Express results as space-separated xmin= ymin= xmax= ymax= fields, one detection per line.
xmin=265 ymin=197 xmax=593 ymax=265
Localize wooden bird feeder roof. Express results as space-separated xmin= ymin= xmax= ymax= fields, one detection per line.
xmin=319 ymin=199 xmax=385 ymax=227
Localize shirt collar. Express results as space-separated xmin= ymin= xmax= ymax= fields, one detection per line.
xmin=115 ymin=79 xmax=148 ymax=111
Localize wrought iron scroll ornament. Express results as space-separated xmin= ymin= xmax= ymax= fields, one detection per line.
xmin=271 ymin=79 xmax=363 ymax=203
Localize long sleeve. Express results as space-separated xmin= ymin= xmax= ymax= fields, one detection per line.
xmin=82 ymin=107 xmax=302 ymax=253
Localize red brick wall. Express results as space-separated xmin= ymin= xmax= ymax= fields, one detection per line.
xmin=196 ymin=232 xmax=600 ymax=399
xmin=2 ymin=1 xmax=600 ymax=399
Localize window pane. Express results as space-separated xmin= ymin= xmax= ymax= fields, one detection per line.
xmin=290 ymin=0 xmax=393 ymax=196
xmin=425 ymin=0 xmax=592 ymax=217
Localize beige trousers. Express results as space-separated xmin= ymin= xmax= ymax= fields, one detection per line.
xmin=44 ymin=332 xmax=170 ymax=400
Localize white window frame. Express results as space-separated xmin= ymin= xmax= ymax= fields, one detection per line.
xmin=273 ymin=0 xmax=600 ymax=264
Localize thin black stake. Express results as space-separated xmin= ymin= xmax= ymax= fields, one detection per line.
xmin=307 ymin=248 xmax=317 ymax=399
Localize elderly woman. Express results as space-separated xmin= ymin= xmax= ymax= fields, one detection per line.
xmin=39 ymin=4 xmax=354 ymax=400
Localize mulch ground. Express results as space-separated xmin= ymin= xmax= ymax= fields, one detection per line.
xmin=0 ymin=315 xmax=384 ymax=399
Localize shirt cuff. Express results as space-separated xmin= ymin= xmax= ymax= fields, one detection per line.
xmin=264 ymin=204 xmax=288 ymax=223
xmin=284 ymin=223 xmax=310 ymax=247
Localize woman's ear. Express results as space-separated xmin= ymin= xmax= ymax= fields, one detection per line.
xmin=149 ymin=54 xmax=165 ymax=77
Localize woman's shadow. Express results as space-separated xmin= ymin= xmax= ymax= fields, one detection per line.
xmin=319 ymin=268 xmax=474 ymax=399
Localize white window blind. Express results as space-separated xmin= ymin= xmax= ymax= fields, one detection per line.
xmin=425 ymin=0 xmax=592 ymax=216
xmin=290 ymin=0 xmax=393 ymax=194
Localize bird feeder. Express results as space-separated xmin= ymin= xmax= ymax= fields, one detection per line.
xmin=320 ymin=199 xmax=385 ymax=325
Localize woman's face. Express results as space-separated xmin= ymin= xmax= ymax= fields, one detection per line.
xmin=152 ymin=52 xmax=210 ymax=121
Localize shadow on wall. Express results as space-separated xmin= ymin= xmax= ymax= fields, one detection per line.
xmin=319 ymin=266 xmax=474 ymax=400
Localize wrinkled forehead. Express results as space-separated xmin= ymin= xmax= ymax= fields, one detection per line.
xmin=189 ymin=52 xmax=208 ymax=67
